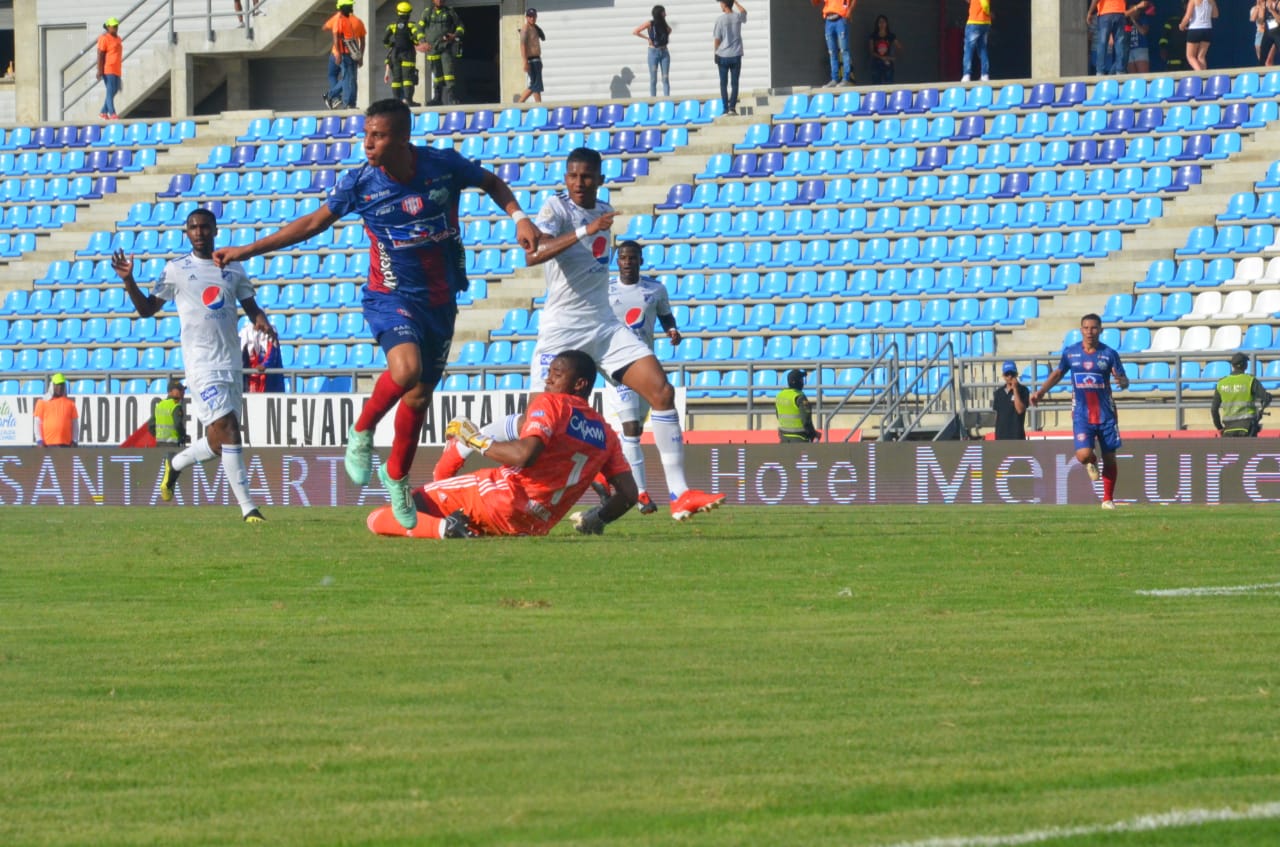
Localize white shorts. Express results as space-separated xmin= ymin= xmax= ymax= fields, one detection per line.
xmin=530 ymin=322 xmax=654 ymax=389
xmin=606 ymin=381 xmax=651 ymax=426
xmin=190 ymin=373 xmax=243 ymax=426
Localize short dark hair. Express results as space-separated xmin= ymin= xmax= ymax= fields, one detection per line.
xmin=366 ymin=98 xmax=412 ymax=138
xmin=187 ymin=208 xmax=217 ymax=227
xmin=554 ymin=349 xmax=598 ymax=396
xmin=1081 ymin=313 xmax=1102 ymax=325
xmin=566 ymin=146 xmax=602 ymax=173
xmin=616 ymin=239 xmax=641 ymax=256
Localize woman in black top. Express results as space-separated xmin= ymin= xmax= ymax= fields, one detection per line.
xmin=634 ymin=5 xmax=672 ymax=97
xmin=868 ymin=15 xmax=902 ymax=85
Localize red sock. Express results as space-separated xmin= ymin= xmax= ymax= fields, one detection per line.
xmin=387 ymin=400 xmax=427 ymax=480
xmin=1102 ymin=461 xmax=1117 ymax=501
xmin=356 ymin=371 xmax=410 ymax=434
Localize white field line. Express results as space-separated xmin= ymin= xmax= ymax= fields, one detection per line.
xmin=1136 ymin=582 xmax=1280 ymax=597
xmin=875 ymin=801 xmax=1280 ymax=847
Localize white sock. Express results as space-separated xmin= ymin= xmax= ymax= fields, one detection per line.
xmin=621 ymin=434 xmax=647 ymax=493
xmin=456 ymin=413 xmax=521 ymax=459
xmin=221 ymin=445 xmax=257 ymax=515
xmin=172 ymin=438 xmax=216 ymax=471
xmin=649 ymin=409 xmax=688 ymax=498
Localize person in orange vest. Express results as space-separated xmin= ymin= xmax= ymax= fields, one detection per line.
xmin=962 ymin=0 xmax=992 ymax=81
xmin=96 ymin=17 xmax=123 ymax=119
xmin=33 ymin=373 xmax=78 ymax=447
xmin=812 ymin=0 xmax=855 ymax=86
xmin=323 ymin=0 xmax=367 ymax=109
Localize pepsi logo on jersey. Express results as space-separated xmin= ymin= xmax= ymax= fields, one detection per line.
xmin=202 ymin=286 xmax=226 ymax=310
xmin=590 ymin=234 xmax=609 ymax=265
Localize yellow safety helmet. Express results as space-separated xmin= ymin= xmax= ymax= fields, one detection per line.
xmin=396 ymin=2 xmax=413 ymax=13
xmin=105 ymin=17 xmax=120 ymax=27
xmin=335 ymin=0 xmax=354 ymax=8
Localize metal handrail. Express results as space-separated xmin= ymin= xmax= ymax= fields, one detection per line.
xmin=59 ymin=0 xmax=268 ymax=120
xmin=829 ymin=341 xmax=901 ymax=443
xmin=884 ymin=340 xmax=960 ymax=441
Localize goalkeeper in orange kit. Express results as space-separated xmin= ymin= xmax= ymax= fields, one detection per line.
xmin=368 ymin=350 xmax=638 ymax=538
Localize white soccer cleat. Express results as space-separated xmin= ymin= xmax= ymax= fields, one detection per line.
xmin=1086 ymin=461 xmax=1101 ymax=482
xmin=1101 ymin=500 xmax=1116 ymax=510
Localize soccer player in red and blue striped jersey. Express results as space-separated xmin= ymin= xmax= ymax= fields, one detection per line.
xmin=214 ymin=98 xmax=538 ymax=530
xmin=1031 ymin=313 xmax=1130 ymax=509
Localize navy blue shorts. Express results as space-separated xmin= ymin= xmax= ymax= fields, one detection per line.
xmin=526 ymin=57 xmax=544 ymax=93
xmin=362 ymin=288 xmax=455 ymax=385
xmin=1072 ymin=418 xmax=1122 ymax=454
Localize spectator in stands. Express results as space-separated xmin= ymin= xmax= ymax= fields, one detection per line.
xmin=1126 ymin=1 xmax=1155 ymax=73
xmin=33 ymin=374 xmax=78 ymax=447
xmin=436 ymin=147 xmax=725 ymax=522
xmin=420 ymin=0 xmax=465 ymax=106
xmin=867 ymin=15 xmax=901 ymax=85
xmin=240 ymin=321 xmax=284 ymax=393
xmin=961 ymin=0 xmax=991 ymax=82
xmin=713 ymin=0 xmax=747 ymax=116
xmin=112 ymin=209 xmax=271 ymax=523
xmin=148 ymin=378 xmax=189 ymax=447
xmin=776 ymin=369 xmax=820 ymax=443
xmin=812 ymin=0 xmax=854 ymax=87
xmin=96 ymin=18 xmax=123 ymax=120
xmin=210 ymin=98 xmax=538 ymax=531
xmin=515 ymin=8 xmax=546 ymax=104
xmin=1257 ymin=0 xmax=1280 ymax=64
xmin=634 ymin=5 xmax=673 ymax=98
xmin=1030 ymin=314 xmax=1129 ymax=510
xmin=1087 ymin=0 xmax=1129 ymax=75
xmin=323 ymin=0 xmax=366 ymax=110
xmin=368 ymin=350 xmax=639 ymax=539
xmin=992 ymin=361 xmax=1029 ymax=441
xmin=1158 ymin=5 xmax=1189 ymax=70
xmin=1251 ymin=0 xmax=1267 ymax=60
xmin=383 ymin=3 xmax=424 ymax=107
xmin=1179 ymin=0 xmax=1217 ymax=70
xmin=1212 ymin=353 xmax=1271 ymax=437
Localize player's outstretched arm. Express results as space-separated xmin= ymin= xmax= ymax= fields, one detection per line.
xmin=213 ymin=205 xmax=340 ymax=268
xmin=1030 ymin=369 xmax=1064 ymax=406
xmin=111 ymin=249 xmax=164 ymax=318
xmin=479 ymin=170 xmax=540 ymax=253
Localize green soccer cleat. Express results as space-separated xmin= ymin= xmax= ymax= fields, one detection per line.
xmin=345 ymin=425 xmax=373 ymax=486
xmin=379 ymin=463 xmax=417 ymax=530
xmin=243 ymin=508 xmax=266 ymax=524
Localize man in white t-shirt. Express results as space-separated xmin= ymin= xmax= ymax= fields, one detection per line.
xmin=436 ymin=148 xmax=723 ymax=522
xmin=112 ymin=209 xmax=273 ymax=523
xmin=599 ymin=239 xmax=681 ymax=514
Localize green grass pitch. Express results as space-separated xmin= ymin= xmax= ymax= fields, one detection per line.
xmin=2 ymin=504 xmax=1279 ymax=846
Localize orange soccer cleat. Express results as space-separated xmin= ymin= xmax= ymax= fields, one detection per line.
xmin=670 ymin=489 xmax=726 ymax=521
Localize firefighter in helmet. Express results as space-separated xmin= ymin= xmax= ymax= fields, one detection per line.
xmin=420 ymin=0 xmax=465 ymax=105
xmin=383 ymin=2 xmax=424 ymax=106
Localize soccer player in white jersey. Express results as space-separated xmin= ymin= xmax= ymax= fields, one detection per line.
xmin=436 ymin=148 xmax=723 ymax=521
xmin=112 ymin=209 xmax=272 ymax=523
xmin=602 ymin=239 xmax=681 ymax=514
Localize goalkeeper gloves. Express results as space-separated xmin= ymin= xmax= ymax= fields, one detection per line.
xmin=446 ymin=417 xmax=493 ymax=453
xmin=571 ymin=508 xmax=607 ymax=535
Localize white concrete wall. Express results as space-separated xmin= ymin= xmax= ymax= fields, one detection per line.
xmin=519 ymin=0 xmax=772 ymax=104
